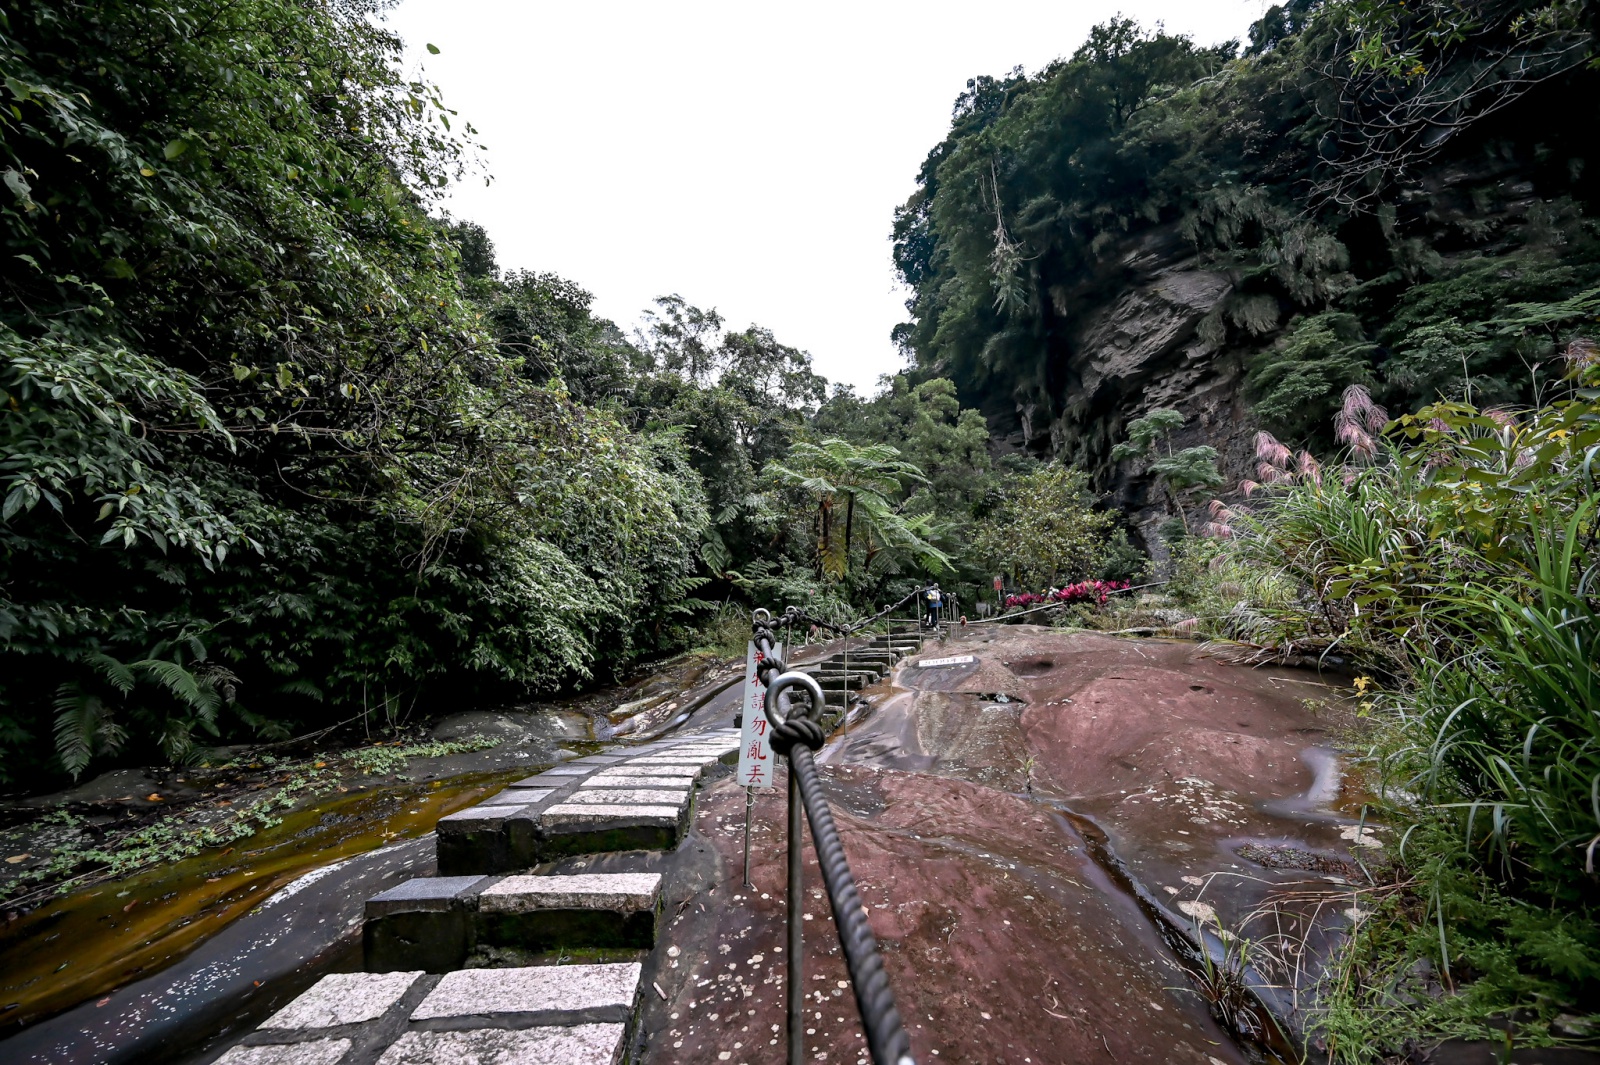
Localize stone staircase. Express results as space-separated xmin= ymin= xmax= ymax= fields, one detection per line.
xmin=211 ymin=730 xmax=738 ymax=1065
xmin=799 ymin=628 xmax=926 ymax=728
xmin=210 ymin=631 xmax=929 ymax=1065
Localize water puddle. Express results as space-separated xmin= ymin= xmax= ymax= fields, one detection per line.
xmin=0 ymin=769 xmax=522 ymax=1040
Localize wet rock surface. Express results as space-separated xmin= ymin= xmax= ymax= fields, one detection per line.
xmin=647 ymin=766 xmax=1248 ymax=1064
xmin=642 ymin=626 xmax=1375 ymax=1063
xmin=0 ymin=629 xmax=1387 ymax=1064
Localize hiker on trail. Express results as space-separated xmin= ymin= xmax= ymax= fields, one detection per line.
xmin=923 ymin=584 xmax=942 ymax=629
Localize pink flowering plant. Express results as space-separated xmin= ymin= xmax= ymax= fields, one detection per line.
xmin=1003 ymin=580 xmax=1129 ymax=609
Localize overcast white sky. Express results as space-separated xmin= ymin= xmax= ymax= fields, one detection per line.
xmin=384 ymin=1 xmax=1266 ymax=393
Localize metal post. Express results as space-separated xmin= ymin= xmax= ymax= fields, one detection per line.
xmin=787 ymin=759 xmax=804 ymax=1064
xmin=742 ymin=786 xmax=755 ymax=890
xmin=842 ymin=629 xmax=850 ymax=736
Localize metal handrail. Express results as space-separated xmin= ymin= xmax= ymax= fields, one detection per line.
xmin=751 ymin=615 xmax=916 ymax=1065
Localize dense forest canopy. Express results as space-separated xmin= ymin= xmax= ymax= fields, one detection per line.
xmin=893 ymin=0 xmax=1600 ymax=485
xmin=0 ymin=0 xmax=1015 ymax=786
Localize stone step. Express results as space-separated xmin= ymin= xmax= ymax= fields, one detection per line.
xmin=822 ymin=658 xmax=886 ymax=676
xmin=214 ymin=965 xmax=638 ymax=1065
xmin=827 ymin=653 xmax=899 ymax=668
xmin=435 ymin=730 xmax=740 ymax=875
xmin=837 ymin=644 xmax=902 ymax=658
xmin=363 ymin=875 xmax=490 ymax=973
xmin=800 ymin=671 xmax=867 ymax=690
xmin=477 ymin=873 xmax=662 ymax=953
xmin=822 ymin=654 xmax=889 ymax=665
xmin=366 ymin=872 xmax=663 ymax=971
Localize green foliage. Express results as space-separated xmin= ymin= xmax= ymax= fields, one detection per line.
xmin=1316 ymin=819 xmax=1600 ymax=1061
xmin=894 ymin=5 xmax=1600 ymax=469
xmin=969 ymin=466 xmax=1115 ymax=589
xmin=0 ymin=0 xmax=709 ymax=784
xmin=1112 ymin=409 xmax=1223 ymax=532
xmin=1096 ymin=528 xmax=1153 ymax=583
xmin=1206 ymin=368 xmax=1600 ymax=1048
xmin=342 ymin=736 xmax=499 ymax=777
xmin=768 ymin=439 xmax=949 ymax=581
xmin=1250 ymin=313 xmax=1380 ymax=440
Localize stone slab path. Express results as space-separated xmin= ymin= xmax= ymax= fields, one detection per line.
xmin=209 ymin=731 xmax=739 ymax=1065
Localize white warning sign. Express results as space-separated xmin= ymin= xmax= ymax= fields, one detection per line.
xmin=738 ymin=640 xmax=782 ymax=789
xmin=914 ymin=654 xmax=976 ymax=668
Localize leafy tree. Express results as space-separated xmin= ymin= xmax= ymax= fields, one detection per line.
xmin=767 ymin=439 xmax=949 ymax=580
xmin=637 ymin=296 xmax=727 ymax=386
xmin=0 ymin=0 xmax=708 ymax=782
xmin=969 ymin=466 xmax=1114 ymax=590
xmin=892 ymin=8 xmax=1600 ymax=475
xmin=1111 ymin=410 xmax=1224 ymax=533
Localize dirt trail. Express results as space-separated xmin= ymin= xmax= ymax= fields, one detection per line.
xmin=644 ymin=627 xmax=1363 ymax=1064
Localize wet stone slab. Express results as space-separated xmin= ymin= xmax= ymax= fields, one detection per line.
xmin=475 ymin=873 xmax=663 ymax=952
xmin=374 ymin=1026 xmax=626 ymax=1065
xmin=365 ymin=876 xmax=488 ymax=917
xmin=579 ymin=775 xmax=697 ymax=789
xmin=479 ymin=787 xmax=555 ymax=807
xmin=539 ymin=803 xmax=682 ymax=826
xmin=559 ymin=788 xmax=689 ymax=806
xmin=259 ymin=971 xmax=422 ymax=1028
xmin=588 ymin=764 xmax=702 ymax=778
xmin=364 ymin=878 xmax=488 ymax=973
xmin=511 ymin=770 xmax=591 ymax=787
xmin=478 ymin=873 xmax=661 ymax=913
xmin=213 ymin=967 xmax=636 ymax=1065
xmin=410 ymin=963 xmax=641 ymax=1021
xmin=435 ymin=804 xmax=539 ymax=876
xmin=537 ymin=803 xmax=686 ymax=857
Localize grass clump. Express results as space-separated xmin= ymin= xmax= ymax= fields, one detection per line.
xmin=1180 ymin=369 xmax=1600 ymax=1057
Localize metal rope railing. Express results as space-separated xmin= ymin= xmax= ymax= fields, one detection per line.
xmin=749 ymin=608 xmax=916 ymax=1065
xmin=798 ymin=584 xmax=930 ymax=636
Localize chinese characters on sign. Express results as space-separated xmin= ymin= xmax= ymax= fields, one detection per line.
xmin=737 ymin=640 xmax=780 ymax=789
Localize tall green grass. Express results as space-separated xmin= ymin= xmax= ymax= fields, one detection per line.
xmin=1200 ymin=376 xmax=1600 ymax=1052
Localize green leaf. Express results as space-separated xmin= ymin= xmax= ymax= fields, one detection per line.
xmin=2 ymin=485 xmax=28 ymax=521
xmin=163 ymin=138 xmax=189 ymax=160
xmin=426 ymin=42 xmax=440 ymax=54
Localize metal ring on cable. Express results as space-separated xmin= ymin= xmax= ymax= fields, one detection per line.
xmin=752 ymin=608 xmax=772 ymax=625
xmin=762 ymin=670 xmax=826 ymax=729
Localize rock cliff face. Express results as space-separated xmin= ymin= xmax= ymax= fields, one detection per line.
xmin=991 ymin=224 xmax=1265 ymax=562
xmin=985 ymin=154 xmax=1575 ymax=563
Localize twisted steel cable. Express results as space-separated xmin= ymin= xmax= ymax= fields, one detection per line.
xmin=753 ymin=621 xmax=916 ymax=1065
xmin=779 ymin=584 xmax=931 ymax=638
xmin=786 ymin=742 xmax=915 ymax=1065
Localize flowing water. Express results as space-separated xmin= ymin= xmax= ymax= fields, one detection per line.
xmin=0 ymin=770 xmax=525 ymax=1063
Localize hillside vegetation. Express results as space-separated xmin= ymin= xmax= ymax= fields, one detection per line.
xmin=1 ymin=0 xmax=1014 ymax=786
xmin=888 ymin=0 xmax=1600 ymax=1053
xmin=894 ymin=0 xmax=1600 ymax=488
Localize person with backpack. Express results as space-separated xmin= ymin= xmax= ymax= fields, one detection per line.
xmin=923 ymin=584 xmax=942 ymax=629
